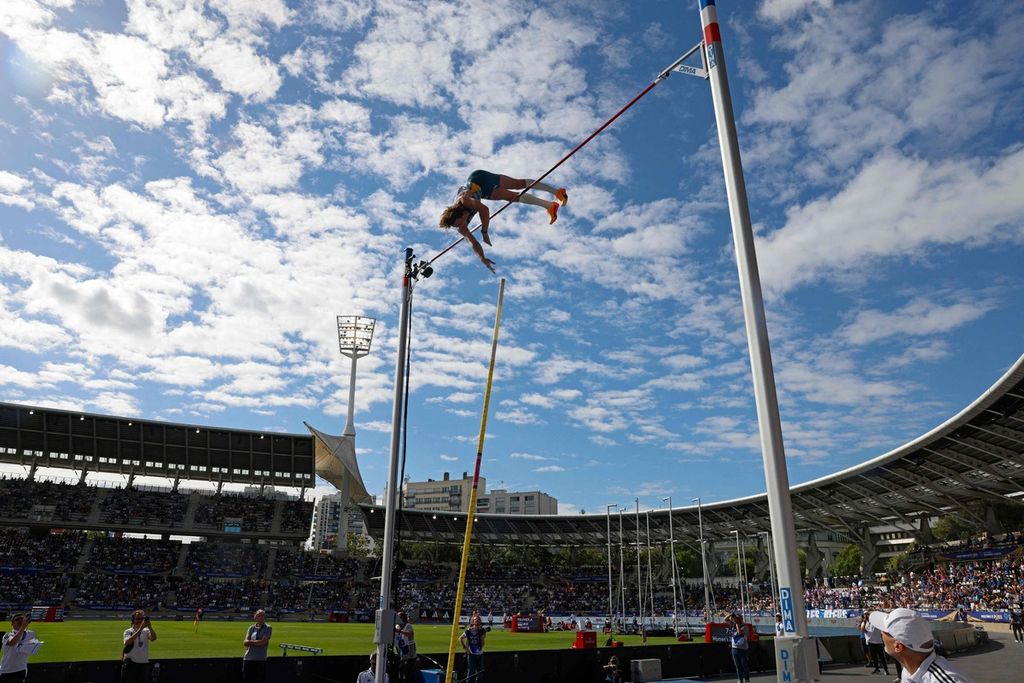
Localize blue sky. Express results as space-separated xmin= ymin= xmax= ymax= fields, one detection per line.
xmin=1 ymin=0 xmax=1023 ymax=515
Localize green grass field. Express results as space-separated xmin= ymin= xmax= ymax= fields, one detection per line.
xmin=27 ymin=621 xmax=694 ymax=663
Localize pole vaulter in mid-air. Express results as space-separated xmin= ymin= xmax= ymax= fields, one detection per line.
xmin=438 ymin=170 xmax=569 ymax=273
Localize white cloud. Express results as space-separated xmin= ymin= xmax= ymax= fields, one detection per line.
xmin=0 ymin=171 xmax=34 ymax=209
xmin=758 ymin=149 xmax=1024 ymax=294
xmin=840 ymin=296 xmax=995 ymax=346
xmin=427 ymin=392 xmax=478 ymax=404
xmin=877 ymin=340 xmax=950 ymax=371
xmin=361 ymin=421 xmax=395 ymax=433
xmin=311 ymin=0 xmax=374 ymax=30
xmin=509 ymin=452 xmax=546 ymax=461
xmin=550 ymin=389 xmax=582 ymax=401
xmin=0 ymin=363 xmax=47 ymax=389
xmin=534 ymin=356 xmax=617 ymax=385
xmin=745 ymin=1 xmax=1024 ymax=207
xmin=519 ymin=392 xmax=554 ymax=409
xmin=195 ymin=38 xmax=282 ymax=101
xmin=214 ymin=121 xmax=324 ymax=194
xmin=91 ymin=391 xmax=141 ymax=416
xmin=661 ymin=353 xmax=704 ymax=370
xmin=496 ymin=407 xmax=538 ymax=425
xmin=776 ymin=359 xmax=905 ymax=407
xmin=534 ymin=465 xmax=564 ymax=473
xmin=758 ymin=0 xmax=833 ymax=22
xmin=568 ymin=404 xmax=626 ymax=433
xmin=607 ymin=480 xmax=673 ymax=498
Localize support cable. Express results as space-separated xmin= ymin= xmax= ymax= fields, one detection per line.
xmin=428 ymin=65 xmax=680 ymax=266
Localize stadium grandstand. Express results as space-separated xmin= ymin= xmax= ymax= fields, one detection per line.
xmin=0 ymin=353 xmax=1022 ymax=624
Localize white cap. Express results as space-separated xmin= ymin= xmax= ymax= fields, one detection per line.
xmin=868 ymin=608 xmax=934 ymax=653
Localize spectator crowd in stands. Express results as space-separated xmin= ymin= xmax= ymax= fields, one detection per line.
xmin=186 ymin=543 xmax=267 ymax=577
xmin=87 ymin=536 xmax=180 ymax=575
xmin=2 ymin=475 xmax=1022 ymax=621
xmin=99 ymin=487 xmax=189 ymax=528
xmin=2 ymin=524 xmax=1022 ymax=617
xmin=0 ymin=477 xmax=95 ymax=522
xmin=0 ymin=528 xmax=83 ymax=570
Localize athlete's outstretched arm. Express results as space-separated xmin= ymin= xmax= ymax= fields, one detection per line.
xmin=456 ymin=225 xmax=495 ymax=273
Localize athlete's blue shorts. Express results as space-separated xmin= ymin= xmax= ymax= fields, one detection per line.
xmin=466 ymin=170 xmax=501 ymax=199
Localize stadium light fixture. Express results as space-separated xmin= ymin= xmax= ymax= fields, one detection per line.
xmin=337 ymin=315 xmax=377 ymax=437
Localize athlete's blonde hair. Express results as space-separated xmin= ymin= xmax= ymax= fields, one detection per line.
xmin=439 ymin=205 xmax=468 ymax=228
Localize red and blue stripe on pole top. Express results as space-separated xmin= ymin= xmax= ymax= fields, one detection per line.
xmin=699 ymin=0 xmax=722 ymax=45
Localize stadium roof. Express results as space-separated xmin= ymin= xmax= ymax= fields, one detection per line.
xmin=0 ymin=402 xmax=314 ymax=488
xmin=359 ymin=352 xmax=1024 ymax=547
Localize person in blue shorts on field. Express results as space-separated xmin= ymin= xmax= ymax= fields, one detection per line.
xmin=439 ymin=170 xmax=568 ymax=273
xmin=460 ymin=612 xmax=487 ymax=683
xmin=728 ymin=614 xmax=750 ymax=683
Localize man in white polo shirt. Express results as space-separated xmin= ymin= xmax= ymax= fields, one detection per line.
xmin=122 ymin=609 xmax=157 ymax=683
xmin=1 ymin=613 xmax=36 ymax=682
xmin=868 ymin=608 xmax=972 ymax=683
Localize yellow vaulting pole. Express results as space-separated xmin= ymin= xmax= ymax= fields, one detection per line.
xmin=445 ymin=278 xmax=505 ymax=683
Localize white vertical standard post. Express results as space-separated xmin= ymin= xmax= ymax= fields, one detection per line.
xmin=696 ymin=1 xmax=813 ymax=679
xmin=692 ymin=497 xmax=711 ymax=623
xmin=732 ymin=530 xmax=742 ymax=616
xmin=645 ymin=510 xmax=655 ymax=628
xmin=606 ymin=503 xmax=617 ymax=629
xmin=374 ymin=249 xmax=414 ymax=683
xmin=740 ymin=536 xmax=748 ymax=619
xmin=663 ymin=496 xmax=680 ymax=635
xmin=635 ymin=499 xmax=643 ymax=631
xmin=618 ymin=508 xmax=626 ymax=624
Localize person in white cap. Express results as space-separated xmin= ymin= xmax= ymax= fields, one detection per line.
xmin=868 ymin=608 xmax=973 ymax=683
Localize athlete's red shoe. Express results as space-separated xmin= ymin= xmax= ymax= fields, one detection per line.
xmin=555 ymin=188 xmax=568 ymax=206
xmin=547 ymin=202 xmax=558 ymax=224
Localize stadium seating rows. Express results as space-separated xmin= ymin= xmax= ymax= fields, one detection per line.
xmin=2 ymin=476 xmax=1022 ymax=616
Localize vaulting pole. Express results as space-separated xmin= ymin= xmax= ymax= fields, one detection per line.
xmin=445 ymin=278 xmax=506 ymax=683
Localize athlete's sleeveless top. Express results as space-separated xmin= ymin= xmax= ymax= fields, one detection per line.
xmin=454 ymin=181 xmax=482 ymax=223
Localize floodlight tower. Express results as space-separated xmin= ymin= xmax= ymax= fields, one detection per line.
xmin=335 ymin=315 xmax=375 ymax=553
xmin=337 ymin=316 xmax=376 ymax=437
